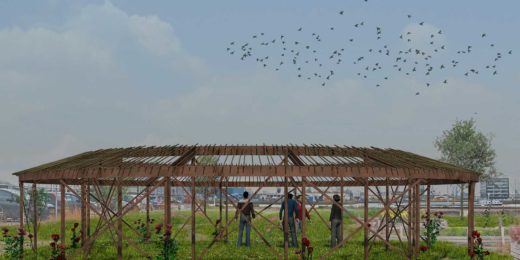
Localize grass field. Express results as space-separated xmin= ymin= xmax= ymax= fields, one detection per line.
xmin=0 ymin=208 xmax=513 ymax=259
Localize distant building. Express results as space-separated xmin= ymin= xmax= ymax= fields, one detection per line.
xmin=480 ymin=178 xmax=509 ymax=200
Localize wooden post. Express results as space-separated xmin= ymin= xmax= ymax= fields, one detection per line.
xmin=117 ymin=178 xmax=123 ymax=259
xmin=191 ymin=176 xmax=196 ymax=259
xmin=203 ymin=187 xmax=207 ymax=214
xmin=426 ymin=184 xmax=431 ymax=246
xmin=468 ymin=182 xmax=475 ymax=256
xmin=415 ymin=183 xmax=421 ymax=256
xmin=219 ymin=180 xmax=223 ymax=234
xmin=60 ymin=183 xmax=66 ymax=245
xmin=146 ymin=185 xmax=150 ymax=239
xmin=165 ymin=177 xmax=171 ymax=225
xmin=283 ymin=176 xmax=289 ymax=260
xmin=225 ymin=178 xmax=229 ymax=242
xmin=32 ymin=183 xmax=37 ymax=252
xmin=408 ymin=183 xmax=413 ymax=257
xmin=18 ymin=181 xmax=24 ymax=235
xmin=385 ymin=181 xmax=390 ymax=250
xmin=340 ymin=177 xmax=344 ymax=241
xmin=86 ymin=182 xmax=91 ymax=237
xmin=81 ymin=181 xmax=87 ymax=247
xmin=301 ymin=176 xmax=306 ymax=258
xmin=363 ymin=179 xmax=369 ymax=260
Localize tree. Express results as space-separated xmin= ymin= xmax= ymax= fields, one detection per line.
xmin=435 ymin=118 xmax=496 ymax=218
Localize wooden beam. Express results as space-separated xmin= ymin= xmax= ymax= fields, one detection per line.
xmin=283 ymin=176 xmax=289 ymax=260
xmin=165 ymin=177 xmax=171 ymax=225
xmin=18 ymin=165 xmax=479 ymax=183
xmin=301 ymin=176 xmax=306 ymax=258
xmin=18 ymin=181 xmax=24 ymax=247
xmin=81 ymin=181 xmax=87 ymax=248
xmin=191 ymin=176 xmax=196 ymax=260
xmin=117 ymin=178 xmax=123 ymax=259
xmin=340 ymin=177 xmax=344 ymax=241
xmin=468 ymin=182 xmax=475 ymax=256
xmin=385 ymin=180 xmax=390 ymax=250
xmin=415 ymin=182 xmax=421 ymax=256
xmin=363 ymin=179 xmax=368 ymax=260
xmin=32 ymin=183 xmax=37 ymax=253
xmin=60 ymin=183 xmax=66 ymax=245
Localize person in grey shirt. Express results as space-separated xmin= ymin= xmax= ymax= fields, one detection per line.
xmin=330 ymin=194 xmax=342 ymax=247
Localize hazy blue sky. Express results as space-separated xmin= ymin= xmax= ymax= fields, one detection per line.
xmin=0 ymin=1 xmax=518 ymax=185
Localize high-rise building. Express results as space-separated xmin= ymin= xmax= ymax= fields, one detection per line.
xmin=480 ymin=178 xmax=509 ymax=200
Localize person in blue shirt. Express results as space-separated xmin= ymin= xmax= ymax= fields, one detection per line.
xmin=279 ymin=193 xmax=298 ymax=247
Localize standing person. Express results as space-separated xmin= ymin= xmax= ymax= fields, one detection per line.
xmin=295 ymin=195 xmax=311 ymax=234
xmin=279 ymin=193 xmax=298 ymax=247
xmin=236 ymin=191 xmax=255 ymax=247
xmin=330 ymin=194 xmax=342 ymax=247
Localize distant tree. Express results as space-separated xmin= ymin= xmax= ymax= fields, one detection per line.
xmin=435 ymin=118 xmax=496 ymax=218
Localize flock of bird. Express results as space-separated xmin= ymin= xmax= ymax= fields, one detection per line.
xmin=225 ymin=7 xmax=513 ymax=95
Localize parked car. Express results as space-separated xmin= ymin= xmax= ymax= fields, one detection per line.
xmin=0 ymin=188 xmax=50 ymax=222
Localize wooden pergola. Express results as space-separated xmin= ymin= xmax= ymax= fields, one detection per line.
xmin=14 ymin=145 xmax=479 ymax=259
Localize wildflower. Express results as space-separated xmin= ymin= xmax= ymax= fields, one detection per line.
xmin=18 ymin=228 xmax=26 ymax=236
xmin=74 ymin=237 xmax=81 ymax=243
xmin=419 ymin=245 xmax=428 ymax=252
xmin=472 ymin=230 xmax=480 ymax=238
xmin=302 ymin=237 xmax=310 ymax=247
xmin=50 ymin=242 xmax=56 ymax=247
xmin=73 ymin=223 xmax=79 ymax=228
xmin=28 ymin=233 xmax=33 ymax=239
xmin=155 ymin=223 xmax=163 ymax=234
xmin=51 ymin=234 xmax=60 ymax=242
xmin=308 ymin=246 xmax=314 ymax=254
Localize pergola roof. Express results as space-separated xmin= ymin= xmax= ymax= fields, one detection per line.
xmin=14 ymin=145 xmax=479 ymax=186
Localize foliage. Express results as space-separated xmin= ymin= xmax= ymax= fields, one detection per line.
xmin=298 ymin=237 xmax=314 ymax=260
xmin=434 ymin=118 xmax=496 ymax=179
xmin=1 ymin=209 xmax=514 ymax=259
xmin=70 ymin=223 xmax=81 ymax=249
xmin=49 ymin=233 xmax=65 ymax=260
xmin=469 ymin=230 xmax=490 ymax=259
xmin=134 ymin=218 xmax=153 ymax=242
xmin=154 ymin=223 xmax=178 ymax=260
xmin=422 ymin=211 xmax=443 ymax=248
xmin=1 ymin=227 xmax=26 ymax=259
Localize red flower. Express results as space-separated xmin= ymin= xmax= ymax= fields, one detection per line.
xmin=155 ymin=223 xmax=163 ymax=233
xmin=472 ymin=230 xmax=480 ymax=238
xmin=50 ymin=242 xmax=56 ymax=247
xmin=302 ymin=237 xmax=310 ymax=247
xmin=18 ymin=228 xmax=26 ymax=236
xmin=477 ymin=237 xmax=482 ymax=244
xmin=367 ymin=223 xmax=371 ymax=228
xmin=74 ymin=237 xmax=81 ymax=242
xmin=419 ymin=245 xmax=428 ymax=252
xmin=308 ymin=246 xmax=314 ymax=254
xmin=58 ymin=244 xmax=66 ymax=250
xmin=28 ymin=233 xmax=33 ymax=239
xmin=51 ymin=233 xmax=60 ymax=242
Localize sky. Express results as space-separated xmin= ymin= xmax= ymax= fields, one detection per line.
xmin=0 ymin=1 xmax=519 ymax=187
